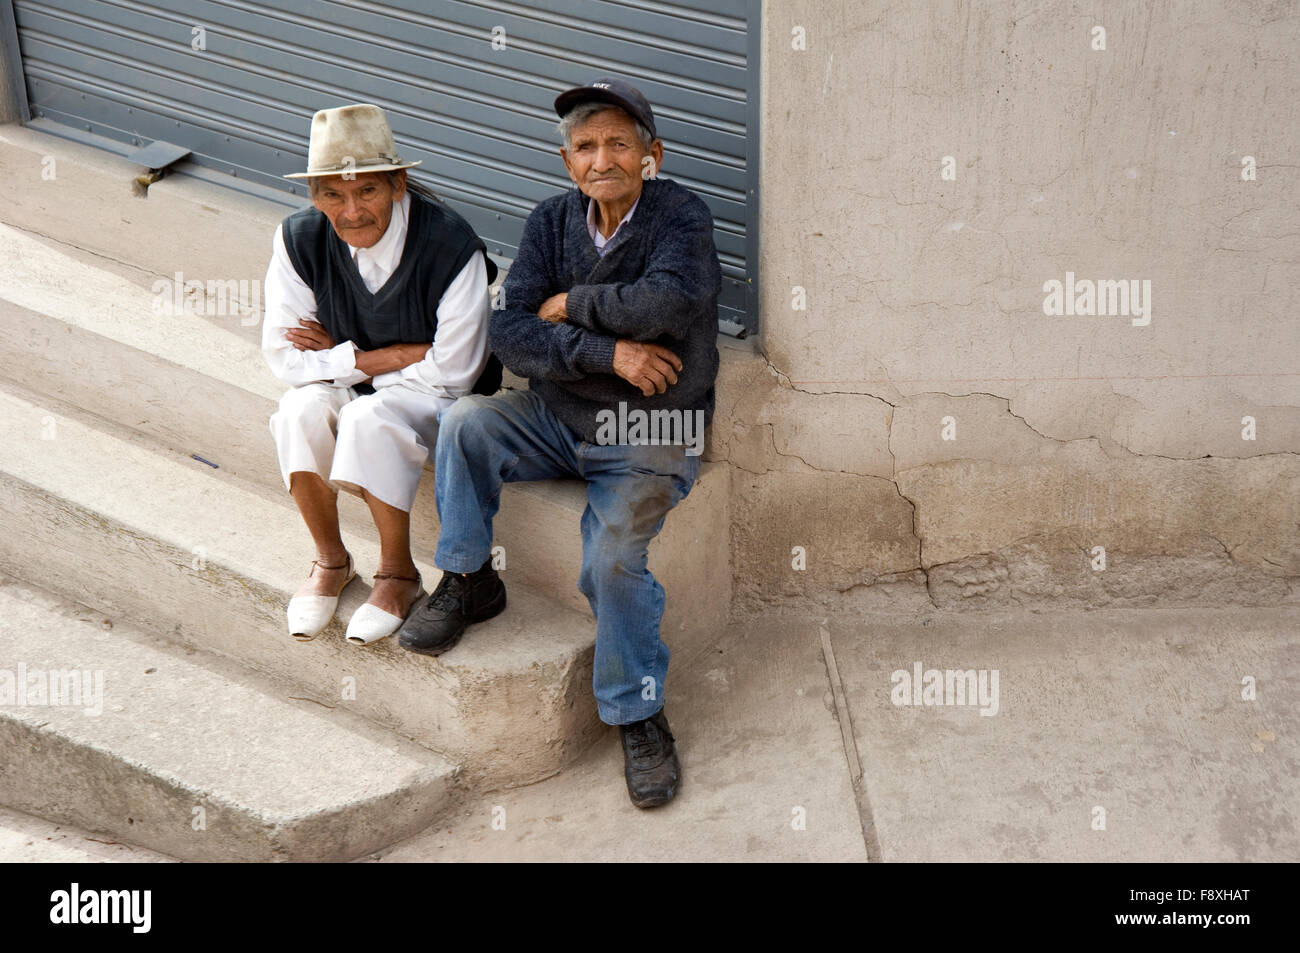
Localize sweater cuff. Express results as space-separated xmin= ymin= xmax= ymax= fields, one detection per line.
xmin=565 ymin=283 xmax=596 ymax=328
xmin=576 ymin=331 xmax=617 ymax=374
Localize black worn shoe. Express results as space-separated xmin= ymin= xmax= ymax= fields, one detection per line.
xmin=398 ymin=559 xmax=506 ymax=656
xmin=620 ymin=707 xmax=681 ymax=808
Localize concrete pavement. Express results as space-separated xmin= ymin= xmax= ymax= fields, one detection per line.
xmin=837 ymin=606 xmax=1299 ymax=862
xmin=376 ymin=613 xmax=870 ymax=862
xmin=372 ymin=606 xmax=1297 ymax=862
xmin=3 ymin=592 xmax=1294 ymax=861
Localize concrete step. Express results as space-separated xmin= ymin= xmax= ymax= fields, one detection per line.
xmin=0 ymin=384 xmax=602 ymax=788
xmin=0 ymin=804 xmax=174 ymax=862
xmin=0 ymin=572 xmax=456 ymax=862
xmin=0 ymin=221 xmax=731 ymax=661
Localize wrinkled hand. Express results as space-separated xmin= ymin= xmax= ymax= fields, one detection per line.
xmin=286 ymin=319 xmax=335 ymax=351
xmin=538 ymin=293 xmax=568 ymax=323
xmin=613 ymin=340 xmax=682 ymax=397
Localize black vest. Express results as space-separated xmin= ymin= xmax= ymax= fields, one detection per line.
xmin=280 ymin=191 xmax=502 ymax=395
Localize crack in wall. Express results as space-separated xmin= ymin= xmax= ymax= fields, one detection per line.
xmin=752 ymin=349 xmax=1298 ymax=463
xmin=755 ymin=352 xmax=937 ymax=604
xmin=722 ymin=350 xmax=1298 ymax=605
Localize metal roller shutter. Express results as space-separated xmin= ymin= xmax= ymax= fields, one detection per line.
xmin=13 ymin=0 xmax=760 ymax=333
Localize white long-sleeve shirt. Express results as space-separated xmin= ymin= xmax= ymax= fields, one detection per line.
xmin=261 ymin=191 xmax=490 ymax=397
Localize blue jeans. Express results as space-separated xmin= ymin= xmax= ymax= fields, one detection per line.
xmin=433 ymin=389 xmax=701 ymax=725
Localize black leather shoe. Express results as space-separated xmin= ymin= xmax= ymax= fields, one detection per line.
xmin=398 ymin=559 xmax=506 ymax=656
xmin=620 ymin=707 xmax=681 ymax=808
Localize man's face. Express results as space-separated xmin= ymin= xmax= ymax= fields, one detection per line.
xmin=560 ymin=107 xmax=663 ymax=207
xmin=311 ymin=170 xmax=405 ymax=248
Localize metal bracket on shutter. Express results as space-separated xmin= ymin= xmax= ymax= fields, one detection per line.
xmin=718 ymin=318 xmax=748 ymax=339
xmin=126 ymin=140 xmax=191 ymax=196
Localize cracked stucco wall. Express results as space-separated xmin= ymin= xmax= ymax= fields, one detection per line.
xmin=710 ymin=0 xmax=1299 ymax=616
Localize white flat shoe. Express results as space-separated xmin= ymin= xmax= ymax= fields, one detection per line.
xmin=287 ymin=553 xmax=355 ymax=642
xmin=345 ymin=572 xmax=424 ymax=646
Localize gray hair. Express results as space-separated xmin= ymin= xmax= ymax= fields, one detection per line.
xmin=557 ymin=101 xmax=654 ymax=150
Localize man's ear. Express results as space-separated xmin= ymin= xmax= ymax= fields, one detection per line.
xmin=649 ymin=139 xmax=664 ymax=177
xmin=559 ymin=148 xmax=579 ymax=186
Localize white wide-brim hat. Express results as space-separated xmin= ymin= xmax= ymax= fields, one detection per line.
xmin=284 ymin=103 xmax=422 ymax=179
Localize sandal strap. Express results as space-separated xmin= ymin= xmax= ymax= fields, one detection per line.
xmin=310 ymin=553 xmax=352 ymax=573
xmin=373 ymin=571 xmax=420 ymax=583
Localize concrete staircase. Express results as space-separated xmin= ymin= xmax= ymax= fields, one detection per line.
xmin=0 ymin=572 xmax=456 ymax=862
xmin=0 ymin=130 xmax=731 ymax=860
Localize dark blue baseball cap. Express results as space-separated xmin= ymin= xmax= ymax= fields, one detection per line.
xmin=554 ymin=78 xmax=657 ymax=140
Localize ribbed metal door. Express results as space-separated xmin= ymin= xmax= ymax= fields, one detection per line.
xmin=13 ymin=0 xmax=759 ymax=332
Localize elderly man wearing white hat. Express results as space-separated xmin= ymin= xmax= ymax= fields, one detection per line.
xmin=263 ymin=103 xmax=500 ymax=645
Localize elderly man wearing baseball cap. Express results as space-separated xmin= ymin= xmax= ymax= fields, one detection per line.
xmin=263 ymin=103 xmax=501 ymax=646
xmin=398 ymin=79 xmax=722 ymax=808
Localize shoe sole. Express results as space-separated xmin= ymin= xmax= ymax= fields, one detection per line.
xmin=399 ymin=585 xmax=507 ymax=657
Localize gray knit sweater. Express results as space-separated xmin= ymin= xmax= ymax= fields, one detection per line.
xmin=489 ymin=176 xmax=721 ymax=443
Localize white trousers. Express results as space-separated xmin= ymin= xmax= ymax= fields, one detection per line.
xmin=269 ymin=382 xmax=452 ymax=513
